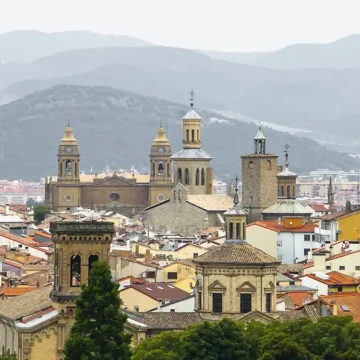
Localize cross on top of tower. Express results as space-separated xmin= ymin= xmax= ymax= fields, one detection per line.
xmin=190 ymin=89 xmax=195 ymax=108
xmin=284 ymin=143 xmax=290 ymax=152
xmin=233 ymin=174 xmax=239 ymax=206
xmin=284 ymin=143 xmax=290 ymax=168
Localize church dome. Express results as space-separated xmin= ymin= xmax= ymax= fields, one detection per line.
xmin=152 ymin=123 xmax=170 ymax=146
xmin=60 ymin=123 xmax=78 ymax=145
xmin=193 ymin=242 xmax=279 ymax=266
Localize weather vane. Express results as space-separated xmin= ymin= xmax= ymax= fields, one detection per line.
xmin=284 ymin=143 xmax=290 ymax=167
xmin=190 ymin=89 xmax=195 ymax=108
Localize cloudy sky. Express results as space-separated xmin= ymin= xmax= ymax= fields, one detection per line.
xmin=1 ymin=0 xmax=360 ymax=52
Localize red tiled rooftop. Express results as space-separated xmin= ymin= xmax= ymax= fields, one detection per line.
xmin=248 ymin=221 xmax=317 ymax=233
xmin=287 ymin=292 xmax=313 ymax=307
xmin=302 ymin=271 xmax=360 ymax=286
xmin=320 ymin=293 xmax=360 ymax=322
xmin=310 ymin=204 xmax=329 ymax=212
xmin=5 ymin=287 xmax=37 ymax=296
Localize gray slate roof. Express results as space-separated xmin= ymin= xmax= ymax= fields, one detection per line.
xmin=262 ymin=199 xmax=313 ymax=215
xmin=193 ymin=242 xmax=280 ymax=265
xmin=183 ymin=109 xmax=202 ymax=120
xmin=171 ymin=148 xmax=213 ymax=160
xmin=277 ymin=167 xmax=297 ymax=177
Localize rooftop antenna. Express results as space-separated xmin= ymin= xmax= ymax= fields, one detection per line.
xmin=190 ymin=89 xmax=195 ymax=108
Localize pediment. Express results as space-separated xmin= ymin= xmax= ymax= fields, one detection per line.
xmin=236 ymin=281 xmax=256 ymax=293
xmin=232 ymin=310 xmax=276 ymax=324
xmin=93 ymin=174 xmax=135 ymax=187
xmin=208 ymin=280 xmax=226 ymax=292
xmin=266 ymin=281 xmax=275 ymax=290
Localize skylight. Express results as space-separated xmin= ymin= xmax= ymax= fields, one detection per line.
xmin=340 ymin=304 xmax=350 ymax=312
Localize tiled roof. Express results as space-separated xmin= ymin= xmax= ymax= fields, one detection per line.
xmin=193 ymin=242 xmax=280 ymax=265
xmin=277 ymin=310 xmax=307 ymax=321
xmin=120 ymin=282 xmax=189 ymax=301
xmin=277 ymin=263 xmax=304 ymax=273
xmin=277 ymin=285 xmax=317 ymax=292
xmin=0 ymin=285 xmax=52 ymax=320
xmin=118 ymin=276 xmax=146 ymax=284
xmin=187 ymin=194 xmax=233 ymax=211
xmin=326 ymin=249 xmax=360 ymax=261
xmin=248 ymin=221 xmax=316 ymax=233
xmin=182 ymin=109 xmax=202 ymax=120
xmin=78 ymin=173 xmax=150 ymax=184
xmin=174 ymin=243 xmax=202 ymax=252
xmin=320 ymin=292 xmax=360 ymax=322
xmin=310 ymin=204 xmax=329 ymax=212
xmin=286 ymin=292 xmax=313 ymax=307
xmin=5 ymin=287 xmax=38 ymax=297
xmin=302 ymin=271 xmax=360 ymax=286
xmin=262 ymin=199 xmax=313 ymax=215
xmin=318 ymin=210 xmax=352 ymax=221
xmin=126 ymin=311 xmax=203 ymax=330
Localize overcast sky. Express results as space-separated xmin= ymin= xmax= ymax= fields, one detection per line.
xmin=1 ymin=0 xmax=360 ymax=52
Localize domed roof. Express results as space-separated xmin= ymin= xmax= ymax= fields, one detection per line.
xmin=182 ymin=109 xmax=202 ymax=120
xmin=152 ymin=123 xmax=170 ymax=146
xmin=60 ymin=123 xmax=78 ymax=145
xmin=277 ymin=167 xmax=297 ymax=178
xmin=262 ymin=199 xmax=312 ymax=215
xmin=193 ymin=242 xmax=279 ymax=265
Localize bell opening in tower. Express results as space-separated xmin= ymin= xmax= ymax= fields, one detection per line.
xmin=158 ymin=161 xmax=164 ymax=175
xmin=70 ymin=255 xmax=81 ymax=287
xmin=65 ymin=160 xmax=72 ymax=176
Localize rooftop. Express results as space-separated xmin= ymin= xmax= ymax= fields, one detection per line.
xmin=126 ymin=311 xmax=203 ymax=329
xmin=248 ymin=220 xmax=316 ymax=233
xmin=262 ymin=199 xmax=313 ymax=215
xmin=193 ymin=242 xmax=280 ymax=266
xmin=120 ymin=282 xmax=189 ymax=302
xmin=49 ymin=221 xmax=115 ymax=234
xmin=4 ymin=287 xmax=38 ymax=297
xmin=0 ymin=285 xmax=52 ymax=321
xmin=182 ymin=109 xmax=202 ymax=120
xmin=302 ymin=271 xmax=360 ymax=286
xmin=187 ymin=194 xmax=234 ymax=211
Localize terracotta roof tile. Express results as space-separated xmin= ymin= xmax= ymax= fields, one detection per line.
xmin=319 ymin=211 xmax=353 ymax=221
xmin=5 ymin=287 xmax=38 ymax=296
xmin=248 ymin=221 xmax=317 ymax=233
xmin=287 ymin=292 xmax=313 ymax=307
xmin=326 ymin=249 xmax=360 ymax=261
xmin=194 ymin=243 xmax=280 ymax=265
xmin=302 ymin=271 xmax=360 ymax=286
xmin=320 ymin=292 xmax=360 ymax=322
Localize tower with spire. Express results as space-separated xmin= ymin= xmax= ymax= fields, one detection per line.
xmin=241 ymin=124 xmax=278 ymax=222
xmin=55 ymin=122 xmax=81 ymax=210
xmin=277 ymin=143 xmax=297 ymax=199
xmin=171 ymin=90 xmax=213 ymax=195
xmin=327 ymin=176 xmax=335 ymax=207
xmin=149 ymin=120 xmax=173 ymax=205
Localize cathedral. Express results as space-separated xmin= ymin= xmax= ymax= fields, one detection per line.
xmin=45 ymin=102 xmax=213 ymax=214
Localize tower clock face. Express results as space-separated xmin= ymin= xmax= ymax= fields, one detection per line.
xmin=64 ymin=194 xmax=73 ymax=203
xmin=157 ymin=194 xmax=165 ymax=202
xmin=66 ymin=147 xmax=72 ymax=153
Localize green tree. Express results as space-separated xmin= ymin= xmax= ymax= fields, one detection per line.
xmin=64 ymin=261 xmax=131 ymax=360
xmin=33 ymin=203 xmax=50 ymax=223
xmin=180 ymin=319 xmax=250 ymax=360
xmin=131 ymin=332 xmax=182 ymax=360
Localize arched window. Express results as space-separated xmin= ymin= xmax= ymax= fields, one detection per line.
xmin=229 ymin=222 xmax=234 ymax=239
xmin=278 ymin=186 xmax=281 ymax=197
xmin=158 ymin=161 xmax=164 ymax=175
xmin=195 ymin=169 xmax=200 ymax=185
xmin=191 ymin=129 xmax=195 ymax=142
xmin=59 ymin=161 xmax=62 ymax=176
xmin=236 ymin=223 xmax=240 ymax=239
xmin=185 ymin=168 xmax=190 ymax=185
xmin=65 ymin=160 xmax=72 ymax=176
xmin=167 ymin=163 xmax=170 ymax=177
xmin=287 ymin=186 xmax=290 ymax=198
xmin=293 ymin=186 xmax=295 ymax=198
xmin=201 ymin=169 xmax=205 ymax=185
xmin=248 ymin=161 xmax=254 ymax=169
xmin=197 ymin=129 xmax=199 ymax=140
xmin=152 ymin=162 xmax=155 ymax=177
xmin=186 ymin=129 xmax=189 ymax=142
xmin=281 ymin=186 xmax=284 ymax=197
xmin=88 ymin=255 xmax=99 ymax=277
xmin=70 ymin=255 xmax=81 ymax=287
xmin=267 ymin=160 xmax=272 ymax=170
xmin=177 ymin=168 xmax=182 ymax=183
xmin=75 ymin=162 xmax=78 ymax=176
xmin=242 ymin=223 xmax=246 ymax=240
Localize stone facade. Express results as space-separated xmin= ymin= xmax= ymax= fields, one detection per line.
xmin=145 ymin=183 xmax=208 ymax=235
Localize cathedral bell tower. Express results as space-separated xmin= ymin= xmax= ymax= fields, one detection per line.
xmin=277 ymin=144 xmax=297 ymax=199
xmin=241 ymin=125 xmax=278 ymax=222
xmin=56 ymin=122 xmax=81 ymax=210
xmin=171 ymin=90 xmax=213 ymax=195
xmin=50 ymin=221 xmax=115 ymax=360
xmin=149 ymin=121 xmax=173 ymax=205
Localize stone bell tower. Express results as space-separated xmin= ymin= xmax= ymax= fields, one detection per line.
xmin=171 ymin=90 xmax=213 ymax=195
xmin=56 ymin=122 xmax=81 ymax=210
xmin=149 ymin=121 xmax=173 ymax=205
xmin=241 ymin=125 xmax=278 ymax=223
xmin=50 ymin=221 xmax=115 ymax=360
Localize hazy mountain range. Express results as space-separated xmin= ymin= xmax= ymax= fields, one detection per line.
xmin=0 ymin=85 xmax=357 ymax=180
xmin=1 ymin=30 xmax=360 ymax=179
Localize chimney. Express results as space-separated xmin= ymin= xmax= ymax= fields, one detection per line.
xmin=145 ymin=249 xmax=151 ymax=262
xmin=157 ymin=298 xmax=162 ymax=312
xmin=5 ymin=204 xmax=9 ymax=215
xmin=329 ymin=300 xmax=337 ymax=316
xmin=324 ymin=240 xmax=331 ymax=252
